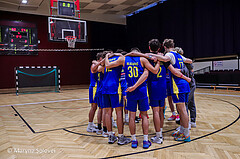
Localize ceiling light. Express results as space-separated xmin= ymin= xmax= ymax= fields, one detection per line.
xmin=22 ymin=0 xmax=27 ymax=4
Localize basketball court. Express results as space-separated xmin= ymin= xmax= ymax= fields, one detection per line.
xmin=0 ymin=0 xmax=240 ymax=158
xmin=0 ymin=88 xmax=239 ymax=158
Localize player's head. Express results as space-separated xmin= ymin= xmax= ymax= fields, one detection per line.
xmin=102 ymin=50 xmax=112 ymax=58
xmin=96 ymin=52 xmax=103 ymax=61
xmin=121 ymin=51 xmax=127 ymax=55
xmin=163 ymin=39 xmax=174 ymax=49
xmin=174 ymin=47 xmax=184 ymax=55
xmin=115 ymin=49 xmax=124 ymax=53
xmin=149 ymin=39 xmax=160 ymax=52
xmin=105 ymin=49 xmax=113 ymax=53
xmin=130 ymin=47 xmax=141 ymax=53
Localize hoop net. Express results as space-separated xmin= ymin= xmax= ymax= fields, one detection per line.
xmin=65 ymin=36 xmax=77 ymax=48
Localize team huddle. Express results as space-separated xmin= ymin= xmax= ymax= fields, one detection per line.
xmin=87 ymin=39 xmax=196 ymax=149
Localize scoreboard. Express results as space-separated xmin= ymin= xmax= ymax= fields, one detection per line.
xmin=58 ymin=1 xmax=75 ymax=17
xmin=0 ymin=20 xmax=38 ymax=55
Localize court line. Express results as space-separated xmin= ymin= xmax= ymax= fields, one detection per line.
xmin=10 ymin=105 xmax=89 ymax=134
xmin=101 ymin=97 xmax=240 ymax=159
xmin=1 ymin=92 xmax=239 ymax=108
xmin=43 ymin=105 xmax=89 ymax=109
xmin=195 ymin=92 xmax=240 ymax=97
xmin=11 ymin=105 xmax=36 ymax=133
xmin=0 ymin=98 xmax=88 ymax=108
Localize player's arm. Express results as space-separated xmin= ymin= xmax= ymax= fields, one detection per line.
xmin=146 ymin=53 xmax=171 ymax=62
xmin=181 ymin=55 xmax=192 ymax=64
xmin=126 ymin=68 xmax=149 ymax=92
xmin=141 ymin=57 xmax=160 ymax=74
xmin=91 ymin=59 xmax=105 ymax=73
xmin=125 ymin=52 xmax=157 ymax=62
xmin=105 ymin=53 xmax=124 ymax=69
xmin=168 ymin=65 xmax=191 ymax=83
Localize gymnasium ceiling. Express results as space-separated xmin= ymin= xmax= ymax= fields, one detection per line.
xmin=0 ymin=0 xmax=162 ymax=24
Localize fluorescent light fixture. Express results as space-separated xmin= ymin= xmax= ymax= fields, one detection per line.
xmin=22 ymin=0 xmax=27 ymax=4
xmin=126 ymin=0 xmax=167 ymax=17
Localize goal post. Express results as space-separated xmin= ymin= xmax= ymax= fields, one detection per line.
xmin=15 ymin=66 xmax=60 ymax=95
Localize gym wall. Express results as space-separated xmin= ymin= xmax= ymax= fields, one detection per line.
xmin=0 ymin=11 xmax=127 ymax=89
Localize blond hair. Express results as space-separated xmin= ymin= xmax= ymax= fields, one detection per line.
xmin=174 ymin=47 xmax=184 ymax=55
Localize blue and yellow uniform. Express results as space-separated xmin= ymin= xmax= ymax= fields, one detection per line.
xmin=169 ymin=51 xmax=190 ymax=103
xmin=96 ymin=71 xmax=104 ymax=108
xmin=102 ymin=56 xmax=122 ymax=108
xmin=124 ymin=56 xmax=149 ymax=112
xmin=89 ymin=70 xmax=98 ymax=103
xmin=119 ymin=68 xmax=127 ymax=107
xmin=148 ymin=60 xmax=169 ymax=107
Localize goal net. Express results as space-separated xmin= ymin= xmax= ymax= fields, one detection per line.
xmin=15 ymin=66 xmax=60 ymax=95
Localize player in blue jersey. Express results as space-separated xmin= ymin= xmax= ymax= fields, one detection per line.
xmin=147 ymin=39 xmax=169 ymax=144
xmin=116 ymin=50 xmax=129 ymax=124
xmin=105 ymin=48 xmax=160 ymax=149
xmin=87 ymin=52 xmax=104 ymax=133
xmin=102 ymin=51 xmax=132 ymax=145
xmin=148 ymin=39 xmax=192 ymax=142
xmin=127 ymin=41 xmax=191 ymax=145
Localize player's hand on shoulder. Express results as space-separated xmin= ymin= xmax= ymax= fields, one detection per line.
xmin=157 ymin=52 xmax=164 ymax=56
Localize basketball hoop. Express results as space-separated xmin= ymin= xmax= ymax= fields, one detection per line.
xmin=65 ymin=36 xmax=76 ymax=48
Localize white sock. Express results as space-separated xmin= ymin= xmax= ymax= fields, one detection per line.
xmin=172 ymin=112 xmax=176 ymax=116
xmin=89 ymin=122 xmax=93 ymax=126
xmin=118 ymin=134 xmax=123 ymax=138
xmin=179 ymin=125 xmax=184 ymax=134
xmin=143 ymin=135 xmax=148 ymax=141
xmin=131 ymin=134 xmax=136 ymax=141
xmin=156 ymin=132 xmax=161 ymax=138
xmin=108 ymin=131 xmax=113 ymax=136
xmin=183 ymin=128 xmax=189 ymax=137
xmin=160 ymin=128 xmax=163 ymax=137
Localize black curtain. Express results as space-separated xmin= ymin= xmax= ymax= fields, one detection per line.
xmin=127 ymin=0 xmax=240 ymax=59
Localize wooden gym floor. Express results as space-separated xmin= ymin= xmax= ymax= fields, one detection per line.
xmin=0 ymin=87 xmax=239 ymax=159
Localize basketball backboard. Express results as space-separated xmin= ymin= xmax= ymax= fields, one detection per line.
xmin=48 ymin=17 xmax=87 ymax=42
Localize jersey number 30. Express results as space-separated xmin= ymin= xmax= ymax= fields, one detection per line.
xmin=128 ymin=66 xmax=138 ymax=78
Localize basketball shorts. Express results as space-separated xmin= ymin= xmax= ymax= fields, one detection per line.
xmin=126 ymin=97 xmax=149 ymax=112
xmin=89 ymin=86 xmax=97 ymax=103
xmin=96 ymin=92 xmax=103 ymax=108
xmin=119 ymin=95 xmax=126 ymax=107
xmin=102 ymin=94 xmax=120 ymax=108
xmin=172 ymin=93 xmax=189 ymax=103
xmin=149 ymin=99 xmax=165 ymax=107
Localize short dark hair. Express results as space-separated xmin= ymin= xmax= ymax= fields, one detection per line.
xmin=96 ymin=52 xmax=103 ymax=60
xmin=105 ymin=49 xmax=113 ymax=53
xmin=121 ymin=51 xmax=127 ymax=55
xmin=130 ymin=47 xmax=141 ymax=53
xmin=149 ymin=39 xmax=160 ymax=52
xmin=163 ymin=39 xmax=174 ymax=48
xmin=115 ymin=49 xmax=124 ymax=53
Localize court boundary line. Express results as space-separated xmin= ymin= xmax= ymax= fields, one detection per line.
xmin=0 ymin=98 xmax=88 ymax=108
